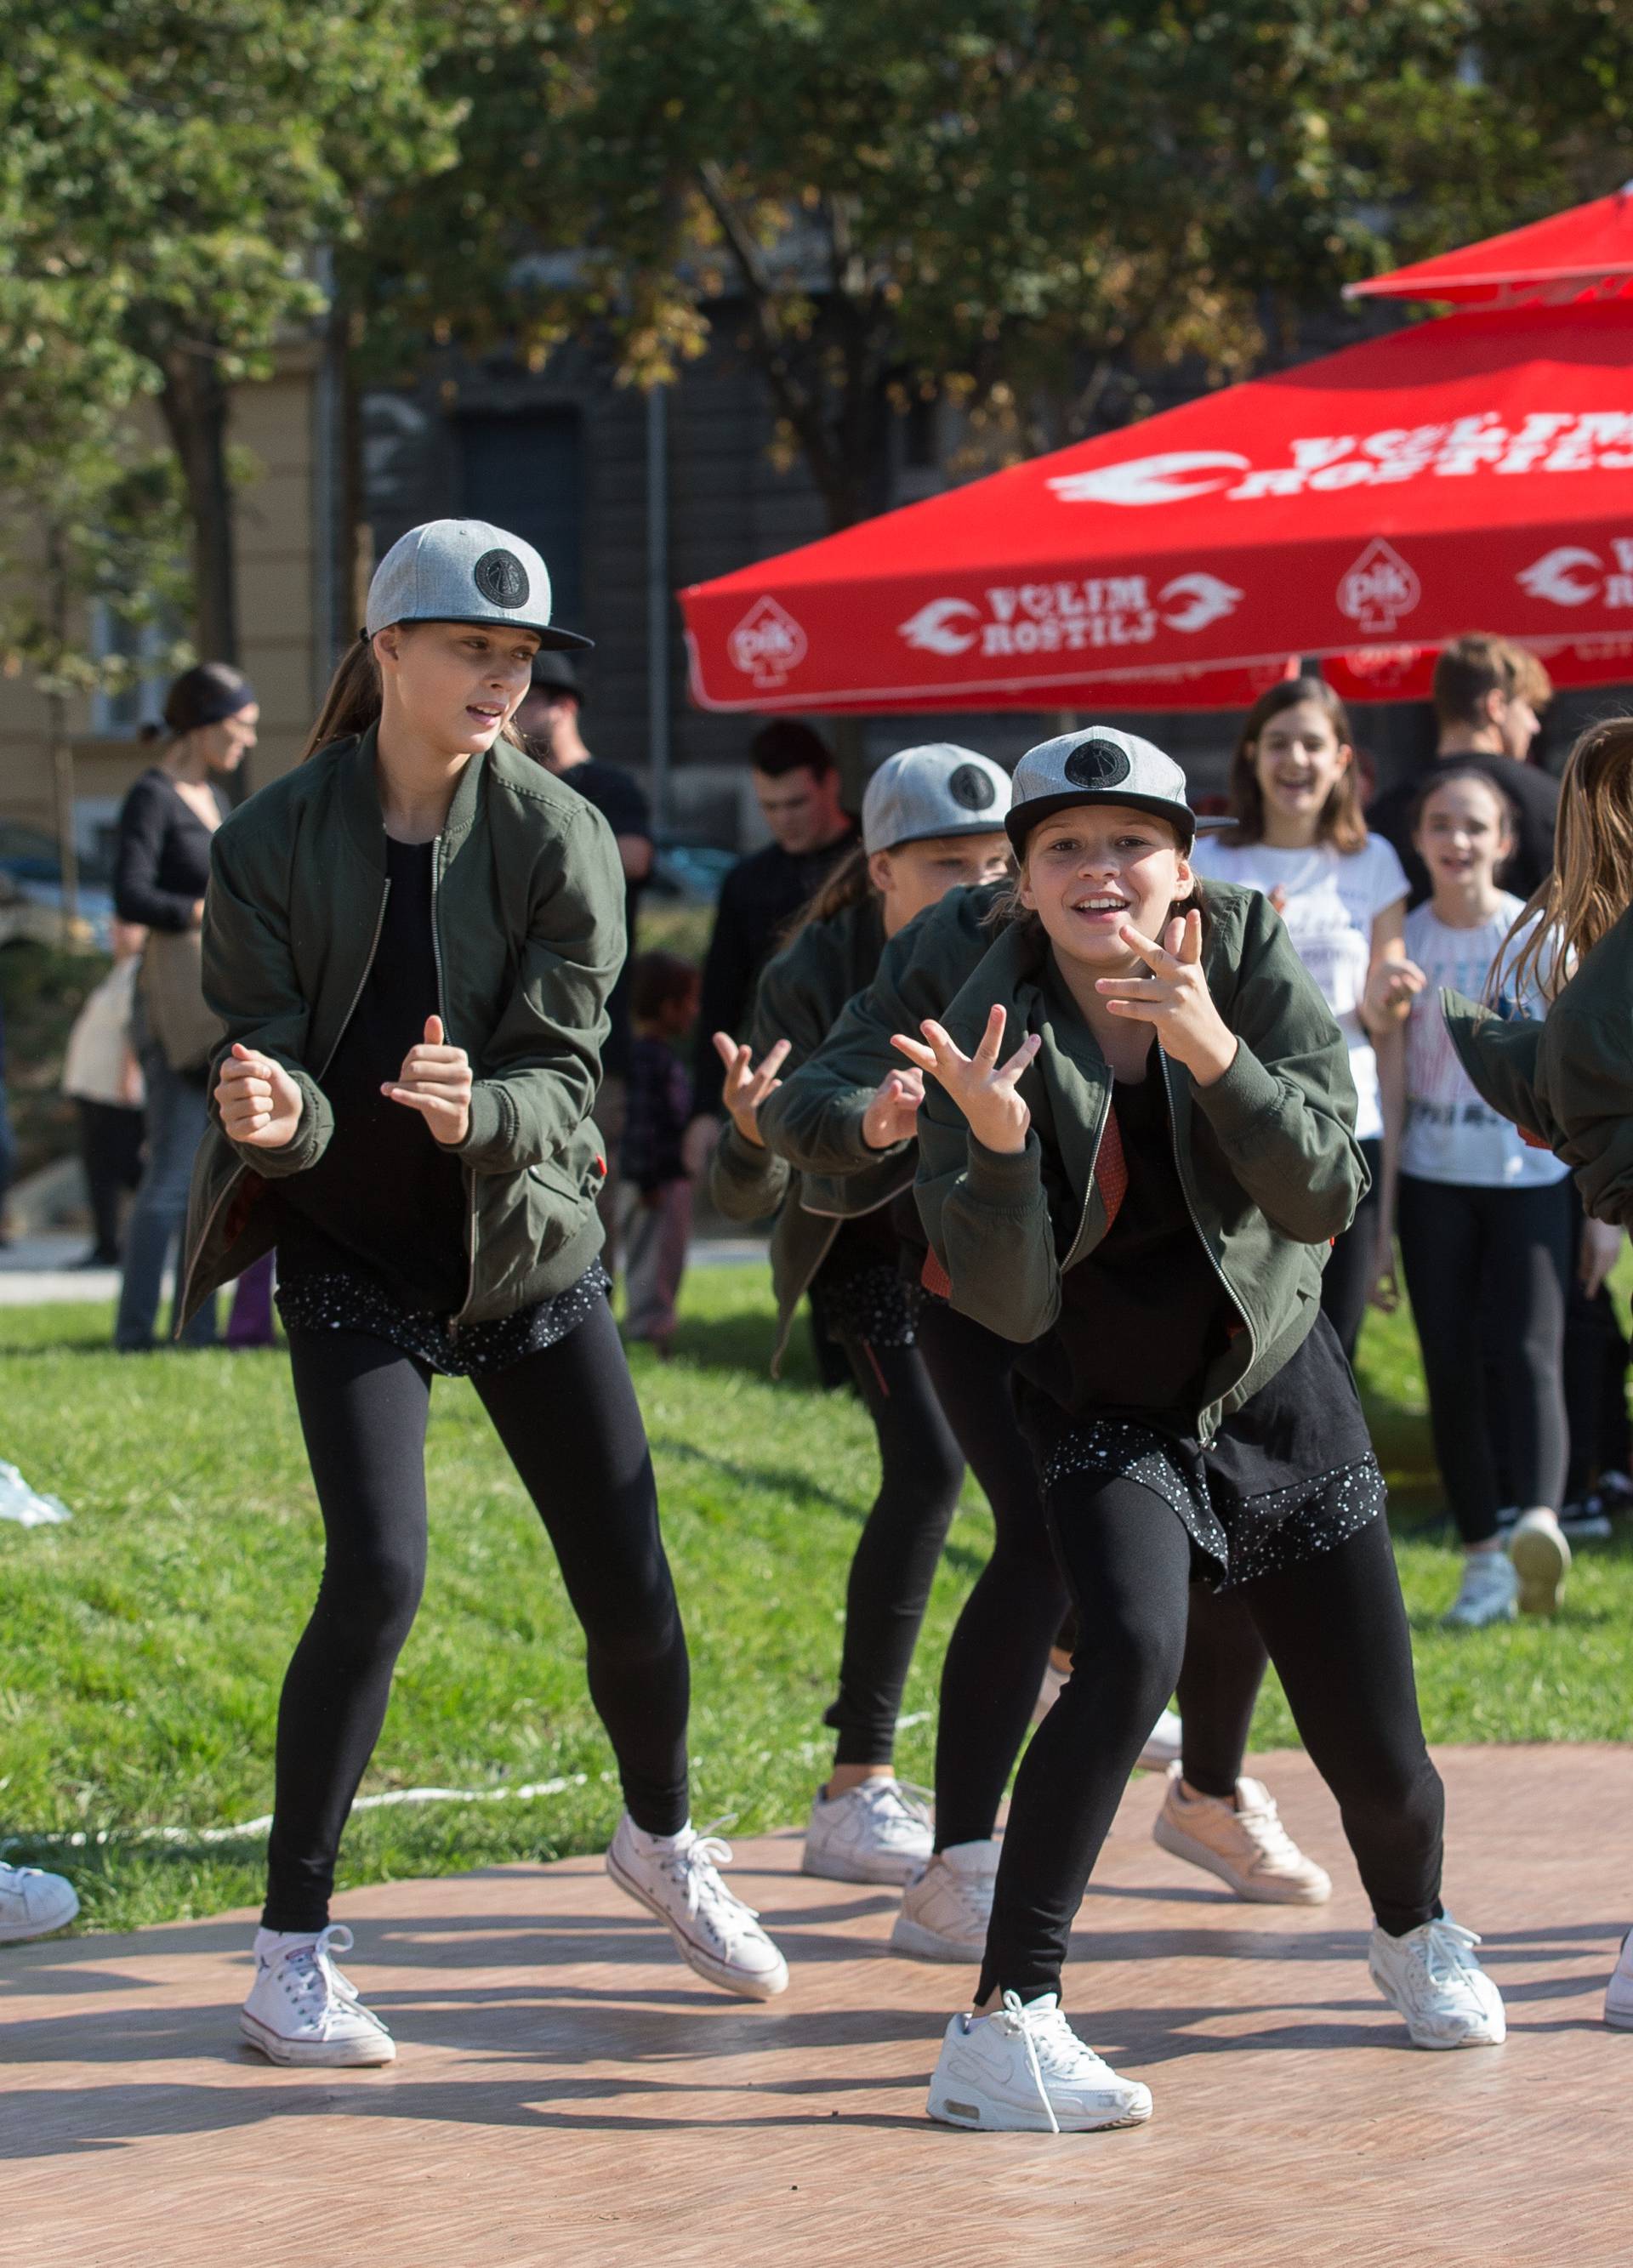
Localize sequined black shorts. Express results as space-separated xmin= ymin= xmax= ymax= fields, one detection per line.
xmin=276 ymin=1263 xmax=612 ymax=1379
xmin=808 ymin=1260 xmax=920 ymax=1350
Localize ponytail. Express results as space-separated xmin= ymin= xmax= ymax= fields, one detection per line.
xmin=300 ymin=628 xmax=531 ymax=763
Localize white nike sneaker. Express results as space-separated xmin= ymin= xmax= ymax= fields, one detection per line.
xmin=1030 ymin=1662 xmax=1183 ymax=1773
xmin=240 ymin=1924 xmax=396 ymax=2066
xmin=926 ymin=1991 xmax=1152 ymax=2133
xmin=1368 ymin=1913 xmax=1506 ymax=2049
xmin=606 ymin=1816 xmax=788 ymax=2000
xmin=1442 ymin=1552 xmax=1518 ymax=1629
xmin=890 ymin=1839 xmax=999 ymax=1963
xmin=803 ymin=1777 xmax=933 ymax=1884
xmin=1509 ymin=1509 xmax=1571 ymax=1617
xmin=1605 ymin=1928 xmax=1633 ymax=2030
xmin=1152 ymin=1765 xmax=1330 ymax=1903
xmin=0 ymin=1861 xmax=78 ymax=1943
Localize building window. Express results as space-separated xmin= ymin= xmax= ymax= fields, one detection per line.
xmin=88 ymin=606 xmax=174 ymax=738
xmin=456 ymin=408 xmax=585 ymax=630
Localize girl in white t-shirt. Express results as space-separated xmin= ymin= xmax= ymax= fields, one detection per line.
xmin=1376 ymin=765 xmax=1573 ymax=1629
xmin=1192 ymin=677 xmax=1408 ymax=1357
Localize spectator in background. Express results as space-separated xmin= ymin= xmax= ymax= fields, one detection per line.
xmin=112 ymin=661 xmax=258 ymax=1349
xmin=61 ymin=917 xmax=148 ymax=1265
xmin=1367 ymin=635 xmax=1558 ymax=907
xmin=686 ymin=721 xmax=857 ymax=1170
xmin=621 ymin=951 xmax=701 ymax=1357
xmin=517 ymin=652 xmax=653 ymax=1270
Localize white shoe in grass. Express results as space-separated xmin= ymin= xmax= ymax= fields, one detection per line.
xmin=1368 ymin=1914 xmax=1505 ymax=2049
xmin=240 ymin=1924 xmax=395 ymax=2066
xmin=606 ymin=1816 xmax=788 ymax=2000
xmin=926 ymin=1991 xmax=1152 ymax=2133
xmin=0 ymin=1862 xmax=78 ymax=1944
xmin=803 ymin=1777 xmax=932 ymax=1885
xmin=890 ymin=1840 xmax=999 ymax=1963
xmin=1509 ymin=1509 xmax=1571 ymax=1617
xmin=1442 ymin=1551 xmax=1518 ymax=1629
xmin=1152 ymin=1765 xmax=1330 ymax=1904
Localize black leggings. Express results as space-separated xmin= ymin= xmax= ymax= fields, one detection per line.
xmin=824 ymin=1334 xmax=965 ymax=1765
xmin=263 ymin=1299 xmax=690 ymax=1932
xmin=1563 ymin=1185 xmax=1632 ymax=1498
xmin=1397 ymin=1173 xmax=1573 ymax=1547
xmin=979 ymin=1495 xmax=1442 ymax=2005
xmin=915 ymin=1300 xmax=1272 ymax=1843
xmin=1319 ymin=1135 xmax=1383 ymax=1363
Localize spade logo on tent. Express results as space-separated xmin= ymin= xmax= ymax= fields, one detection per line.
xmin=727 ymin=596 xmax=809 ymax=685
xmin=1336 ymin=540 xmax=1420 ymax=634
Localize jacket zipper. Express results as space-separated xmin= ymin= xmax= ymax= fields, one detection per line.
xmin=1157 ymin=1051 xmax=1256 ymax=1442
xmin=430 ymin=839 xmax=478 ymax=1333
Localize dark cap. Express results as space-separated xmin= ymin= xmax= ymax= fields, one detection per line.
xmin=528 ymin=651 xmax=583 ymax=700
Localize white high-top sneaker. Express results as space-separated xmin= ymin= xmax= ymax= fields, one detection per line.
xmin=803 ymin=1777 xmax=933 ymax=1884
xmin=1152 ymin=1766 xmax=1331 ymax=1904
xmin=0 ymin=1862 xmax=78 ymax=1943
xmin=1604 ymin=1928 xmax=1633 ymax=2030
xmin=1368 ymin=1913 xmax=1506 ymax=2049
xmin=890 ymin=1840 xmax=999 ymax=1962
xmin=240 ymin=1924 xmax=396 ymax=2066
xmin=1509 ymin=1509 xmax=1571 ymax=1617
xmin=926 ymin=1992 xmax=1152 ymax=2133
xmin=606 ymin=1816 xmax=788 ymax=2000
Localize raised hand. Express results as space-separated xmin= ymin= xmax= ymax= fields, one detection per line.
xmin=862 ymin=1065 xmax=925 ymax=1151
xmin=891 ymin=1003 xmax=1039 ymax=1155
xmin=1095 ymin=910 xmax=1237 ymax=1086
xmin=215 ymin=1043 xmax=304 ymax=1149
xmin=383 ymin=1015 xmax=473 ymax=1146
xmin=712 ymin=1030 xmax=791 ymax=1150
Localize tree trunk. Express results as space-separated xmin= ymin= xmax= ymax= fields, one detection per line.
xmin=156 ymin=344 xmax=238 ymax=668
xmin=43 ymin=525 xmax=80 ymax=942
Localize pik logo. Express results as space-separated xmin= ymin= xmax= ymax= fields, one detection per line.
xmin=897 ymin=573 xmax=1243 ymax=661
xmin=726 ymin=596 xmax=808 ymax=686
xmin=1517 ymin=541 xmax=1633 ymax=609
xmin=1336 ymin=539 xmax=1420 ymax=634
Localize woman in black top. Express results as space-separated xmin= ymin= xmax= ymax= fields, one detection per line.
xmin=112 ymin=663 xmax=257 ymax=1350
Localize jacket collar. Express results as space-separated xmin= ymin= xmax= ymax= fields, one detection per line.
xmin=336 ymin=721 xmax=488 ymax=871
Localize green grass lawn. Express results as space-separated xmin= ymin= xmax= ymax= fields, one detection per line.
xmin=2 ymin=1264 xmax=1630 ymax=1935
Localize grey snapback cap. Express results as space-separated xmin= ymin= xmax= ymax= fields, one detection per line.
xmin=365 ymin=519 xmax=592 ymax=651
xmin=862 ymin=743 xmax=1013 ymax=855
xmin=1005 ymin=726 xmax=1194 ymax=851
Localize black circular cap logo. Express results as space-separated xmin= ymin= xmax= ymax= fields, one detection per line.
xmin=947 ymin=762 xmax=996 ymax=812
xmin=473 ymin=548 xmax=530 ymax=610
xmin=1063 ymin=735 xmax=1131 ymax=789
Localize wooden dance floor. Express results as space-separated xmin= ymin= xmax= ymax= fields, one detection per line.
xmin=4 ymin=1746 xmax=1626 ymax=2266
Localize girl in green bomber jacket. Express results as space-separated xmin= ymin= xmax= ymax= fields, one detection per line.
xmin=708 ymin=742 xmax=1012 ymax=1889
xmin=193 ymin=520 xmax=788 ymax=2070
xmin=898 ymin=727 xmax=1505 ymax=2135
xmin=1441 ymin=713 xmax=1633 ymax=2033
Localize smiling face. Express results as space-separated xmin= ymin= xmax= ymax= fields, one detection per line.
xmin=1018 ymin=803 xmax=1192 ymax=969
xmin=375 ymin=621 xmax=543 ymax=757
xmin=868 ymin=831 xmax=1011 ymax=936
xmin=1414 ymin=774 xmax=1514 ymax=893
xmin=1249 ymin=697 xmax=1352 ymax=835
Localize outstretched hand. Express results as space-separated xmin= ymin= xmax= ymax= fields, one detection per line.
xmin=384 ymin=1015 xmax=472 ymax=1146
xmin=891 ymin=1003 xmax=1038 ymax=1155
xmin=712 ymin=1030 xmax=791 ymax=1150
xmin=862 ymin=1066 xmax=925 ymax=1151
xmin=1095 ymin=910 xmax=1237 ymax=1086
xmin=215 ymin=1043 xmax=304 ymax=1149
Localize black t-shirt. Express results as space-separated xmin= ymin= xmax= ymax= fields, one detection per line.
xmin=557 ymin=758 xmax=651 ymax=1082
xmin=113 ymin=767 xmax=228 ymax=932
xmin=274 ymin=837 xmax=469 ymax=1314
xmin=1034 ymin=1067 xmax=1234 ymax=1419
xmin=1368 ymin=753 xmax=1558 ymax=909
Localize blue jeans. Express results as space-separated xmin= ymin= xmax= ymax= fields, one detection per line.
xmin=114 ymin=1043 xmax=217 ymax=1350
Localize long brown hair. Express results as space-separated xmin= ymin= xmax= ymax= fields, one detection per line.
xmin=780 ymin=841 xmax=873 ymax=944
xmin=300 ymin=629 xmax=530 ymax=763
xmin=1224 ymin=677 xmax=1368 ymax=855
xmin=1502 ymin=716 xmax=1633 ymax=1002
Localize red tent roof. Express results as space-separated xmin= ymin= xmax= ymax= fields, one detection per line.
xmin=1346 ymin=186 xmax=1633 ymax=308
xmin=680 ymin=298 xmax=1633 ymax=713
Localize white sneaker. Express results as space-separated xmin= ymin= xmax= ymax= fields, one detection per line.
xmin=803 ymin=1777 xmax=933 ymax=1885
xmin=1368 ymin=1913 xmax=1506 ymax=2049
xmin=1509 ymin=1509 xmax=1571 ymax=1616
xmin=1442 ymin=1552 xmax=1518 ymax=1629
xmin=926 ymin=1991 xmax=1153 ymax=2133
xmin=0 ymin=1861 xmax=78 ymax=1944
xmin=890 ymin=1839 xmax=999 ymax=1962
xmin=240 ymin=1924 xmax=396 ymax=2066
xmin=606 ymin=1816 xmax=788 ymax=2000
xmin=1152 ymin=1765 xmax=1331 ymax=1904
xmin=1030 ymin=1661 xmax=1183 ymax=1774
xmin=1606 ymin=1928 xmax=1633 ymax=2030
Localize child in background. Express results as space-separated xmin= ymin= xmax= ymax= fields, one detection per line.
xmin=1378 ymin=766 xmax=1574 ymax=1628
xmin=621 ymin=951 xmax=701 ymax=1356
xmin=61 ymin=918 xmax=148 ymax=1265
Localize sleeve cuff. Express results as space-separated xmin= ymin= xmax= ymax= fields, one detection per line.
xmin=455 ymin=1079 xmax=515 ymax=1168
xmin=963 ymin=1129 xmax=1044 ymax=1207
xmin=1191 ymin=1040 xmax=1281 ymax=1142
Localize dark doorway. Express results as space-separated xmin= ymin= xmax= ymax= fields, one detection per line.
xmin=457 ymin=408 xmax=585 ymax=631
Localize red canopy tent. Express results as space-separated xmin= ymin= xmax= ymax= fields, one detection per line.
xmin=1346 ymin=185 xmax=1633 ymax=309
xmin=680 ymin=298 xmax=1633 ymax=714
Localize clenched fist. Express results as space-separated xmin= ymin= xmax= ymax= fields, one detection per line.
xmin=216 ymin=1044 xmax=304 ymax=1149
